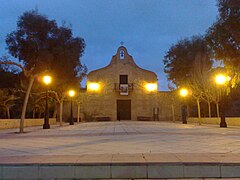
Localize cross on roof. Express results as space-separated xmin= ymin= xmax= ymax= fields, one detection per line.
xmin=120 ymin=41 xmax=124 ymax=46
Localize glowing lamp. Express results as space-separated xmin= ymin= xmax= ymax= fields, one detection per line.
xmin=215 ymin=74 xmax=230 ymax=85
xmin=180 ymin=88 xmax=189 ymax=97
xmin=145 ymin=83 xmax=157 ymax=92
xmin=68 ymin=90 xmax=76 ymax=97
xmin=88 ymin=83 xmax=100 ymax=91
xmin=43 ymin=75 xmax=52 ymax=85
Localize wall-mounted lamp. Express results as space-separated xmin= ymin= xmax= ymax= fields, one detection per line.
xmin=145 ymin=83 xmax=157 ymax=92
xmin=88 ymin=83 xmax=100 ymax=91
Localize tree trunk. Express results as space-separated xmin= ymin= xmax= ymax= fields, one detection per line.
xmin=171 ymin=103 xmax=175 ymax=122
xmin=59 ymin=101 xmax=63 ymax=126
xmin=6 ymin=106 xmax=10 ymax=119
xmin=39 ymin=112 xmax=42 ymax=118
xmin=52 ymin=101 xmax=57 ymax=118
xmin=196 ymin=98 xmax=201 ymax=125
xmin=207 ymin=101 xmax=211 ymax=117
xmin=77 ymin=103 xmax=80 ymax=123
xmin=33 ymin=109 xmax=35 ymax=119
xmin=196 ymin=99 xmax=201 ymax=118
xmin=20 ymin=77 xmax=34 ymax=133
xmin=216 ymin=103 xmax=220 ymax=118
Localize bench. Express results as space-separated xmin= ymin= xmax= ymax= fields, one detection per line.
xmin=95 ymin=117 xmax=111 ymax=121
xmin=137 ymin=116 xmax=152 ymax=121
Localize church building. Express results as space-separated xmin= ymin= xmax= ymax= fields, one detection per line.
xmin=64 ymin=46 xmax=181 ymax=122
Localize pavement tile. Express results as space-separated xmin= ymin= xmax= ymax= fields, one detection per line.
xmin=76 ymin=154 xmax=113 ymax=164
xmin=39 ymin=155 xmax=80 ymax=163
xmin=0 ymin=155 xmax=83 ymax=164
xmin=175 ymin=153 xmax=217 ymax=163
xmin=0 ymin=156 xmax=44 ymax=164
xmin=112 ymin=153 xmax=146 ymax=163
xmin=206 ymin=153 xmax=240 ymax=163
xmin=143 ymin=153 xmax=181 ymax=163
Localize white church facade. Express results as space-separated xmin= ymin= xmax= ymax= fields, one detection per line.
xmin=62 ymin=46 xmax=181 ymax=122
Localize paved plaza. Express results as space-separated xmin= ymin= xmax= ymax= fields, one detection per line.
xmin=1 ymin=121 xmax=240 ymax=179
xmin=1 ymin=121 xmax=240 ymax=156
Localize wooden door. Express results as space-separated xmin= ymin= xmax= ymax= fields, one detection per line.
xmin=117 ymin=100 xmax=131 ymax=120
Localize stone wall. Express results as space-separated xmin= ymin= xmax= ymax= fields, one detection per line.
xmin=0 ymin=118 xmax=57 ymax=129
xmin=73 ymin=91 xmax=182 ymax=122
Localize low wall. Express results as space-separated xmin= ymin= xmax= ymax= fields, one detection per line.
xmin=226 ymin=117 xmax=240 ymax=126
xmin=187 ymin=117 xmax=240 ymax=126
xmin=187 ymin=117 xmax=220 ymax=125
xmin=0 ymin=118 xmax=57 ymax=129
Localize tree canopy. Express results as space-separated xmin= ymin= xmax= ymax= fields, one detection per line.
xmin=163 ymin=0 xmax=240 ymax=118
xmin=163 ymin=36 xmax=214 ymax=118
xmin=206 ymin=0 xmax=240 ymax=85
xmin=6 ymin=10 xmax=86 ymax=79
xmin=163 ymin=36 xmax=212 ymax=87
xmin=1 ymin=10 xmax=86 ymax=132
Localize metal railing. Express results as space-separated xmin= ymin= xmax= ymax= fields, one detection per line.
xmin=114 ymin=83 xmax=134 ymax=91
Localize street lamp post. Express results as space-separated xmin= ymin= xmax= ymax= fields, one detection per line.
xmin=43 ymin=75 xmax=52 ymax=129
xmin=215 ymin=74 xmax=229 ymax=128
xmin=68 ymin=90 xmax=76 ymax=125
xmin=179 ymin=88 xmax=189 ymax=124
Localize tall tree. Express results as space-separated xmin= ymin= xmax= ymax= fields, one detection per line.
xmin=163 ymin=36 xmax=212 ymax=119
xmin=1 ymin=10 xmax=86 ymax=132
xmin=206 ymin=0 xmax=240 ymax=87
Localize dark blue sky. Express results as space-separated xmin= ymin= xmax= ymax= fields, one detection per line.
xmin=0 ymin=0 xmax=218 ymax=90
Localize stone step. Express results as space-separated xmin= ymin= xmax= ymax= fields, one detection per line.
xmin=1 ymin=161 xmax=240 ymax=179
xmin=1 ymin=153 xmax=240 ymax=179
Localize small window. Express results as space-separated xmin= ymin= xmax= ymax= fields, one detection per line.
xmin=120 ymin=50 xmax=125 ymax=59
xmin=120 ymin=75 xmax=128 ymax=84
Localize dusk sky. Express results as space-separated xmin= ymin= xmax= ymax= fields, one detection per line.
xmin=0 ymin=0 xmax=218 ymax=90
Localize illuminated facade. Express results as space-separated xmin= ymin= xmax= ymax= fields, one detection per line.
xmin=63 ymin=46 xmax=181 ymax=121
